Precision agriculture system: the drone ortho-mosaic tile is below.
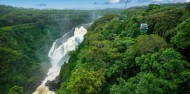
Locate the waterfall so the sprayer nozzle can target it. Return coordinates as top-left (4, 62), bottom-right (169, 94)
top-left (33, 26), bottom-right (87, 94)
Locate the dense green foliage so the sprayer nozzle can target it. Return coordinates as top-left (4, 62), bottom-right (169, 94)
top-left (171, 18), bottom-right (190, 49)
top-left (57, 3), bottom-right (190, 94)
top-left (0, 5), bottom-right (120, 94)
top-left (8, 86), bottom-right (23, 94)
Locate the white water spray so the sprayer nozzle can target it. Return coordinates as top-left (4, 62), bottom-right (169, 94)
top-left (33, 26), bottom-right (87, 94)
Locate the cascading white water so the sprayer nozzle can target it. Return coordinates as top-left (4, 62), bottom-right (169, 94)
top-left (33, 26), bottom-right (87, 94)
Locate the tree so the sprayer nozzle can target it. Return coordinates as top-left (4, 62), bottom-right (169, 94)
top-left (111, 73), bottom-right (176, 94)
top-left (135, 48), bottom-right (190, 93)
top-left (110, 78), bottom-right (129, 94)
top-left (126, 23), bottom-right (141, 38)
top-left (136, 34), bottom-right (167, 54)
top-left (8, 86), bottom-right (23, 94)
top-left (136, 48), bottom-right (188, 78)
top-left (146, 4), bottom-right (160, 12)
top-left (66, 67), bottom-right (105, 94)
top-left (171, 18), bottom-right (190, 49)
top-left (186, 2), bottom-right (190, 12)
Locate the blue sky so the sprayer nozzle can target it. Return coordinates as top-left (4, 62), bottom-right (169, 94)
top-left (0, 0), bottom-right (189, 9)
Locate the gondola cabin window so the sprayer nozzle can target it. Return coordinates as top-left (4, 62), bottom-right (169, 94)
top-left (140, 23), bottom-right (148, 33)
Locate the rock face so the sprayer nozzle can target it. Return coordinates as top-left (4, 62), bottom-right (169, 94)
top-left (32, 85), bottom-right (54, 94)
top-left (46, 76), bottom-right (61, 91)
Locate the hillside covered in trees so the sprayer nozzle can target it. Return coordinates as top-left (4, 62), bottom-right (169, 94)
top-left (57, 3), bottom-right (190, 94)
top-left (0, 6), bottom-right (91, 94)
top-left (0, 5), bottom-right (121, 94)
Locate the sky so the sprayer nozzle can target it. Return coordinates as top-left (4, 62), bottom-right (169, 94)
top-left (0, 0), bottom-right (189, 9)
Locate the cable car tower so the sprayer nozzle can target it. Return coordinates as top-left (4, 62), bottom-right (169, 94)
top-left (125, 0), bottom-right (129, 9)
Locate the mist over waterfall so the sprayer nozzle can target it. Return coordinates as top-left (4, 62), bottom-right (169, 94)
top-left (33, 26), bottom-right (87, 94)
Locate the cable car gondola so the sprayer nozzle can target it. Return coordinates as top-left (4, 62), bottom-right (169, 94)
top-left (140, 23), bottom-right (148, 33)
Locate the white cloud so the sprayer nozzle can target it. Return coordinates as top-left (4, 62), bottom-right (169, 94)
top-left (109, 0), bottom-right (121, 3)
top-left (109, 0), bottom-right (129, 4)
top-left (153, 0), bottom-right (163, 2)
